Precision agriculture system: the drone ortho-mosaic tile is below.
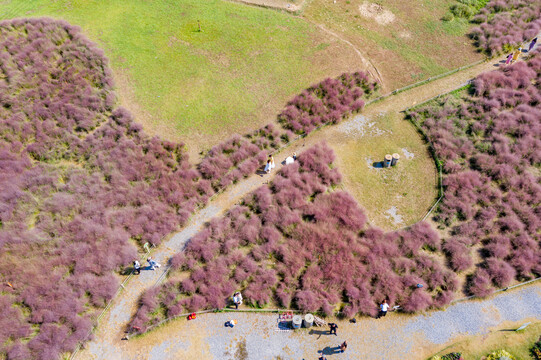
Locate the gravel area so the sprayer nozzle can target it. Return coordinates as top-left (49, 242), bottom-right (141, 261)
top-left (82, 283), bottom-right (541, 360)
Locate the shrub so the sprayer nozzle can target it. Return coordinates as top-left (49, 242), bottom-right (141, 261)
top-left (485, 349), bottom-right (516, 360)
top-left (278, 72), bottom-right (378, 135)
top-left (129, 142), bottom-right (454, 330)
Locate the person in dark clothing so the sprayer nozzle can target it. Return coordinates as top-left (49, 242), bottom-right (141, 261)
top-left (328, 322), bottom-right (338, 335)
top-left (529, 37), bottom-right (538, 52)
top-left (340, 340), bottom-right (348, 353)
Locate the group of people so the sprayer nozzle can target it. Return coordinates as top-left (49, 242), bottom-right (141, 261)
top-left (264, 152), bottom-right (297, 174)
top-left (132, 257), bottom-right (161, 274)
top-left (505, 37), bottom-right (538, 65)
top-left (318, 299), bottom-right (393, 358)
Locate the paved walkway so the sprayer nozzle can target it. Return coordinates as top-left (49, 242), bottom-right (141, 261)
top-left (82, 283), bottom-right (541, 359)
top-left (77, 49), bottom-right (536, 360)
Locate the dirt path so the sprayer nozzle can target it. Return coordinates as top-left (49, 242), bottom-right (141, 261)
top-left (310, 21), bottom-right (385, 86)
top-left (76, 52), bottom-right (522, 360)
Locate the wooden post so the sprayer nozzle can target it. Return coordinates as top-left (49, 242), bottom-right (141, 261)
top-left (384, 154), bottom-right (392, 168)
top-left (391, 153), bottom-right (400, 166)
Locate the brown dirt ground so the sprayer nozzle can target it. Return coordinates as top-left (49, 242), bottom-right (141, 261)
top-left (302, 0), bottom-right (484, 92)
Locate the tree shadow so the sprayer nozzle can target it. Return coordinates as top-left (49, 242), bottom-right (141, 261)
top-left (318, 346), bottom-right (342, 355)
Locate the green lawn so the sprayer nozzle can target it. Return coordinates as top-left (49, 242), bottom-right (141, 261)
top-left (427, 320), bottom-right (541, 360)
top-left (0, 0), bottom-right (360, 155)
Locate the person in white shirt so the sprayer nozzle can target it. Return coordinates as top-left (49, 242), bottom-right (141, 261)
top-left (232, 292), bottom-right (243, 309)
top-left (285, 156), bottom-right (294, 165)
top-left (133, 260), bottom-right (141, 275)
top-left (377, 299), bottom-right (390, 318)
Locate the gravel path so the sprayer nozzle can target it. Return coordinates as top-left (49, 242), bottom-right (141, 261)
top-left (81, 283), bottom-right (541, 359)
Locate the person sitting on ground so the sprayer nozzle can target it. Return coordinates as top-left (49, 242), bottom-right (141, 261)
top-left (340, 340), bottom-right (348, 353)
top-left (226, 319), bottom-right (238, 327)
top-left (232, 291), bottom-right (243, 309)
top-left (376, 299), bottom-right (390, 318)
top-left (285, 155), bottom-right (294, 165)
top-left (133, 260), bottom-right (141, 275)
top-left (147, 257), bottom-right (161, 270)
top-left (328, 322), bottom-right (338, 335)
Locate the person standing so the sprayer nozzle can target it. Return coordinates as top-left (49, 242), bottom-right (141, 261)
top-left (529, 37), bottom-right (538, 52)
top-left (328, 322), bottom-right (338, 335)
top-left (340, 340), bottom-right (348, 353)
top-left (505, 53), bottom-right (513, 65)
top-left (512, 48), bottom-right (522, 63)
top-left (377, 299), bottom-right (390, 318)
top-left (232, 292), bottom-right (243, 309)
top-left (270, 155), bottom-right (275, 170)
top-left (133, 260), bottom-right (141, 275)
top-left (264, 159), bottom-right (271, 174)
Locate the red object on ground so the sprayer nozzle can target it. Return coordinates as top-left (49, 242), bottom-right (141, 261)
top-left (187, 313), bottom-right (196, 320)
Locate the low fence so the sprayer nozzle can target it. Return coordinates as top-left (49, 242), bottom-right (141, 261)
top-left (451, 276), bottom-right (541, 304)
top-left (68, 241), bottom-right (160, 360)
top-left (135, 275), bottom-right (541, 336)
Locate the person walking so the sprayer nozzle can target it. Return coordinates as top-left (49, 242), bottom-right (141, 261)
top-left (377, 299), bottom-right (390, 319)
top-left (232, 292), bottom-right (243, 309)
top-left (264, 159), bottom-right (271, 174)
top-left (340, 340), bottom-right (348, 353)
top-left (512, 47), bottom-right (522, 63)
top-left (505, 53), bottom-right (513, 65)
top-left (147, 257), bottom-right (161, 270)
top-left (529, 37), bottom-right (537, 52)
top-left (269, 155), bottom-right (275, 170)
top-left (133, 260), bottom-right (141, 275)
top-left (328, 322), bottom-right (338, 335)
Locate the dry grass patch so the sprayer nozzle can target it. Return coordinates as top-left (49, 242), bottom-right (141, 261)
top-left (330, 111), bottom-right (437, 230)
top-left (302, 0), bottom-right (483, 91)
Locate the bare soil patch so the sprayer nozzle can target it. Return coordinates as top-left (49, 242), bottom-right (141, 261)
top-left (359, 1), bottom-right (396, 26)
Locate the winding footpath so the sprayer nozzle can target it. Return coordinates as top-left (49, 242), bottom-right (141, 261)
top-left (77, 52), bottom-right (538, 360)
